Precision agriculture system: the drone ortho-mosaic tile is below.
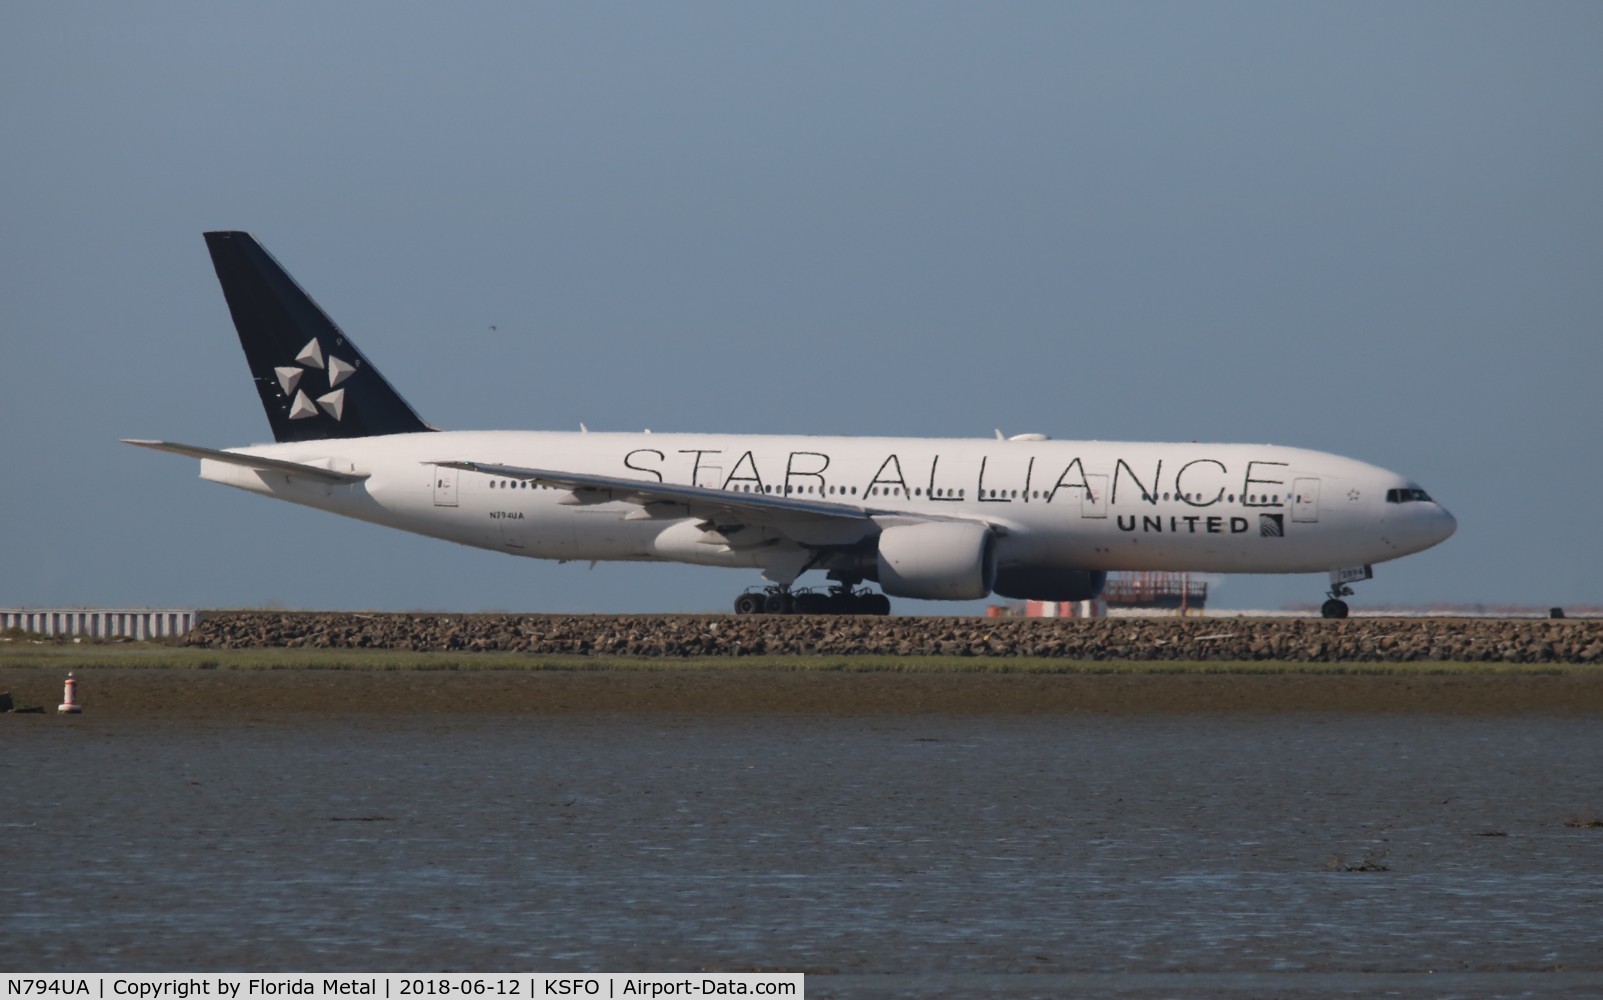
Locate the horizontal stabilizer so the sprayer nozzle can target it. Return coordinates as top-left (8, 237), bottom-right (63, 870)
top-left (122, 439), bottom-right (368, 483)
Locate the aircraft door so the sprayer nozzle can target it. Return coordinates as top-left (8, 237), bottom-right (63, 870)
top-left (432, 465), bottom-right (459, 507)
top-left (500, 519), bottom-right (524, 549)
top-left (1291, 477), bottom-right (1320, 522)
top-left (1081, 474), bottom-right (1108, 518)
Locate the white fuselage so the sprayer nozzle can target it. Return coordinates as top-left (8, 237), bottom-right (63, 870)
top-left (199, 430), bottom-right (1456, 578)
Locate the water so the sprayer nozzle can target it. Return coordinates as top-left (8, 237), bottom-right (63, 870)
top-left (4, 712), bottom-right (1601, 997)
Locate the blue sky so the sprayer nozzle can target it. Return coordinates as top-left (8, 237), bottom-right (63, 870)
top-left (3, 2), bottom-right (1599, 613)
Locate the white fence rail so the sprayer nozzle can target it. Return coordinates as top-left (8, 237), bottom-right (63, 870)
top-left (1, 608), bottom-right (198, 640)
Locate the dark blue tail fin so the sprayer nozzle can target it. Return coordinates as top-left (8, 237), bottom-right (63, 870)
top-left (205, 231), bottom-right (433, 442)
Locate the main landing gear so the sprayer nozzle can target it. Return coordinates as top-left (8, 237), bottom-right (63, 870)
top-left (733, 583), bottom-right (891, 616)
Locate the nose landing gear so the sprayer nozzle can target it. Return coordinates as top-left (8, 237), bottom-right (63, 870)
top-left (1321, 590), bottom-right (1351, 619)
top-left (1321, 565), bottom-right (1373, 619)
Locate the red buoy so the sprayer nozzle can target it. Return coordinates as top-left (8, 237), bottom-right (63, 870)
top-left (57, 672), bottom-right (81, 715)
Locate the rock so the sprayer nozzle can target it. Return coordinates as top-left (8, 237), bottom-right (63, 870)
top-left (179, 612), bottom-right (1603, 664)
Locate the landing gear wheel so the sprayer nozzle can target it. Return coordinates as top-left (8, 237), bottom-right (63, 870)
top-left (1321, 598), bottom-right (1349, 619)
top-left (739, 575), bottom-right (893, 615)
top-left (792, 591), bottom-right (828, 614)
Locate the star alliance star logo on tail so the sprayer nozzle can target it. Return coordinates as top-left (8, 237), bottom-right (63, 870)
top-left (274, 338), bottom-right (358, 421)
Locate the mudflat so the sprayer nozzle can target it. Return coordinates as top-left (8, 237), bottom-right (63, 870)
top-left (4, 661), bottom-right (1601, 717)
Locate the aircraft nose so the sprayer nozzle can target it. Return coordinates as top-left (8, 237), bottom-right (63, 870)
top-left (1433, 505), bottom-right (1458, 545)
top-left (1384, 496), bottom-right (1456, 555)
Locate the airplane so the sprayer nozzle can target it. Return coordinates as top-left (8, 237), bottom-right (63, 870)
top-left (127, 232), bottom-right (1457, 618)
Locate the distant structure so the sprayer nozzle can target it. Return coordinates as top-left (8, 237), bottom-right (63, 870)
top-left (1101, 572), bottom-right (1208, 614)
top-left (1, 608), bottom-right (198, 640)
top-left (988, 572), bottom-right (1209, 618)
top-left (988, 599), bottom-right (1105, 618)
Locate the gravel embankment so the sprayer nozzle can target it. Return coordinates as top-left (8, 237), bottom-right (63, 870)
top-left (185, 612), bottom-right (1603, 663)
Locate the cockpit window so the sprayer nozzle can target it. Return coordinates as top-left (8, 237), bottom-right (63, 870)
top-left (1386, 487), bottom-right (1433, 504)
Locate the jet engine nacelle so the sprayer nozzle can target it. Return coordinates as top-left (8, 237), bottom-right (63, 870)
top-left (991, 567), bottom-right (1108, 602)
top-left (875, 522), bottom-right (997, 601)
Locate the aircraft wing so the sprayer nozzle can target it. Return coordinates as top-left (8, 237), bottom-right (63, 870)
top-left (430, 459), bottom-right (994, 545)
top-left (123, 440), bottom-right (369, 484)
